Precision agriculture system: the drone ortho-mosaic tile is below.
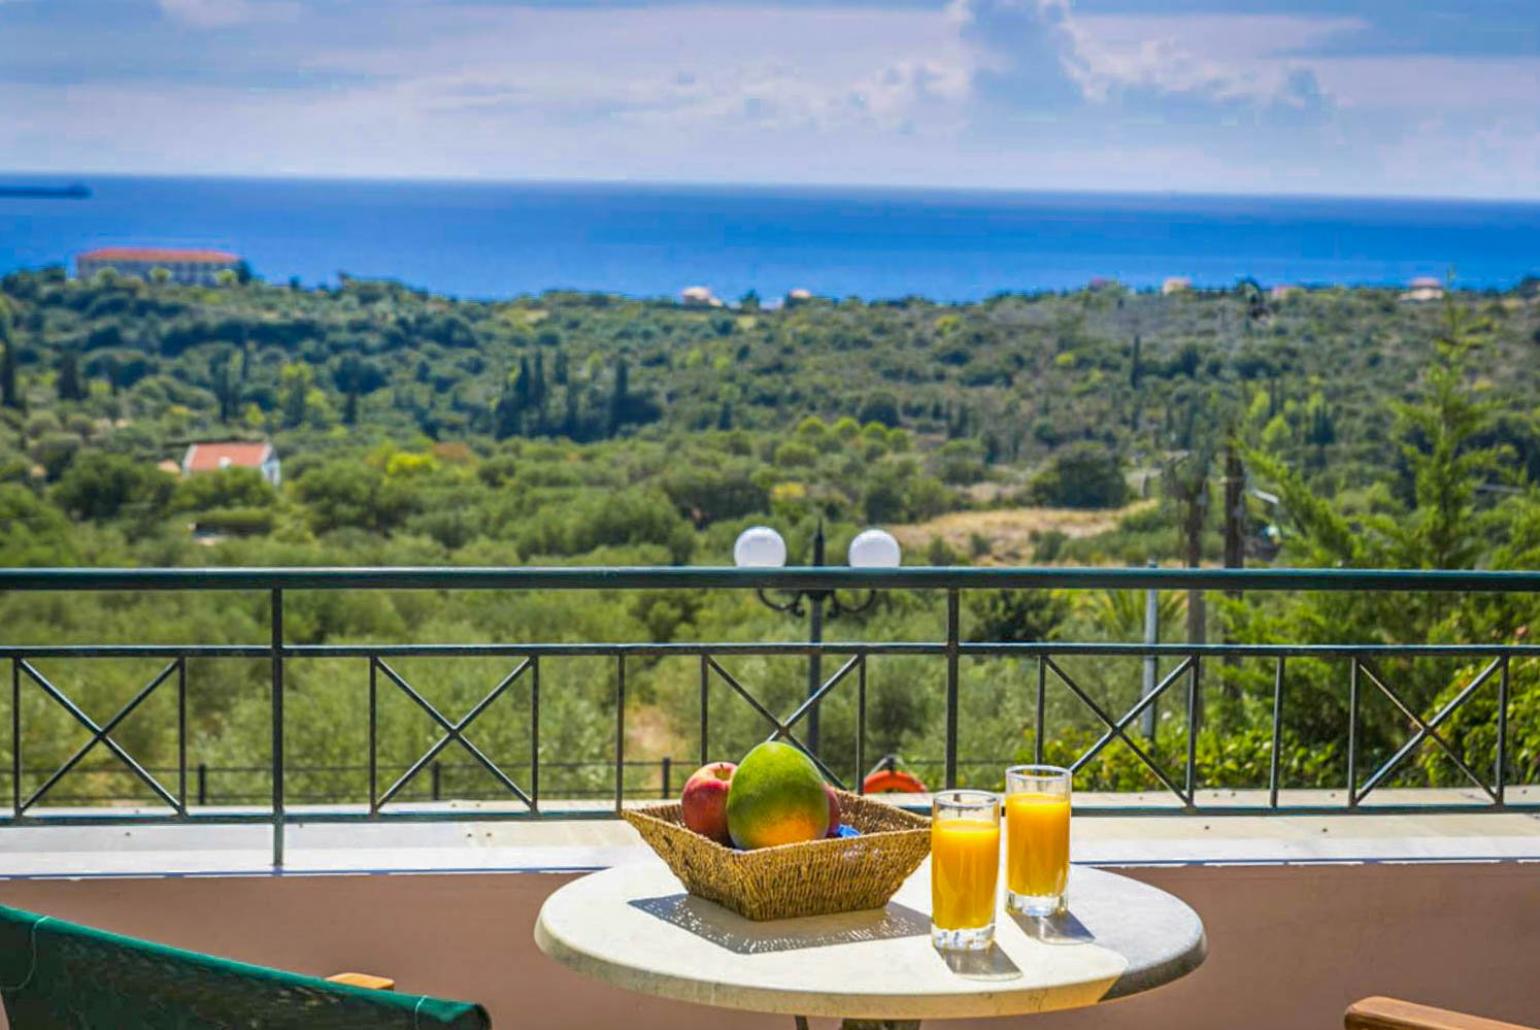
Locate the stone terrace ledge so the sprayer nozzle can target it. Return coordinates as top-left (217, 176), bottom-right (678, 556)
top-left (6, 787), bottom-right (1539, 878)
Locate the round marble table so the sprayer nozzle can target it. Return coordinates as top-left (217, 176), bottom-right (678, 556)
top-left (534, 860), bottom-right (1205, 1028)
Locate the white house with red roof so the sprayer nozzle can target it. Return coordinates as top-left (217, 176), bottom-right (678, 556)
top-left (77, 248), bottom-right (241, 286)
top-left (181, 441), bottom-right (280, 487)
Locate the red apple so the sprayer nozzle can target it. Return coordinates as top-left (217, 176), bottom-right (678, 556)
top-left (681, 761), bottom-right (736, 843)
top-left (824, 782), bottom-right (842, 837)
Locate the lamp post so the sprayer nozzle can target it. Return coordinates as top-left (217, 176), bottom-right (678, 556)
top-left (733, 521), bottom-right (901, 758)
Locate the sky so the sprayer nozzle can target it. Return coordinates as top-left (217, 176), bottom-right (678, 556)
top-left (1, 0), bottom-right (1537, 198)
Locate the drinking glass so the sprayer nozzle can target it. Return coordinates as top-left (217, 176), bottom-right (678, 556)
top-left (1005, 765), bottom-right (1071, 916)
top-left (930, 790), bottom-right (1001, 951)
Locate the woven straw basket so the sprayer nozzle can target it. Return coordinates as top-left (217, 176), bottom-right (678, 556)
top-left (622, 789), bottom-right (931, 921)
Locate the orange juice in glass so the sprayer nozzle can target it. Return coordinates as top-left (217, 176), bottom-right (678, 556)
top-left (1005, 765), bottom-right (1071, 916)
top-left (930, 790), bottom-right (1000, 951)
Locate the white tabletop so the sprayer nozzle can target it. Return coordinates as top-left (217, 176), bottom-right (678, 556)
top-left (534, 859), bottom-right (1205, 1022)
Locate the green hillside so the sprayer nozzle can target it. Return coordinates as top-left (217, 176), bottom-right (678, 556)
top-left (3, 267), bottom-right (1540, 803)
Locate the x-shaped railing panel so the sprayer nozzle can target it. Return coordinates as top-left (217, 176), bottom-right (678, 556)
top-left (17, 659), bottom-right (184, 815)
top-left (370, 657), bottom-right (534, 812)
top-left (1352, 657), bottom-right (1503, 805)
top-left (1042, 655), bottom-right (1194, 804)
top-left (703, 654), bottom-right (862, 789)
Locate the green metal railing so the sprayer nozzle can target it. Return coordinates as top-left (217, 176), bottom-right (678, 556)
top-left (3, 565), bottom-right (1538, 867)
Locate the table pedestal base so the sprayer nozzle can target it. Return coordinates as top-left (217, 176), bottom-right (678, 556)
top-left (794, 1018), bottom-right (921, 1029)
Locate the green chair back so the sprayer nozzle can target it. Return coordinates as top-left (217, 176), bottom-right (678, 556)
top-left (0, 903), bottom-right (490, 1029)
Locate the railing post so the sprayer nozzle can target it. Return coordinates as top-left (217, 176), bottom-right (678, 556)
top-left (368, 658), bottom-right (378, 814)
top-left (945, 588), bottom-right (960, 790)
top-left (1496, 656), bottom-right (1509, 806)
top-left (698, 655), bottom-right (709, 767)
top-left (271, 588), bottom-right (284, 868)
top-left (1269, 657), bottom-right (1285, 809)
top-left (661, 756), bottom-right (672, 799)
top-left (530, 655), bottom-right (540, 813)
top-left (856, 655), bottom-right (867, 796)
top-left (1184, 656), bottom-right (1201, 807)
top-left (1141, 558), bottom-right (1159, 737)
top-left (615, 656), bottom-right (626, 814)
top-left (431, 761), bottom-right (442, 802)
top-left (177, 657), bottom-right (187, 815)
top-left (12, 657), bottom-right (20, 818)
top-left (1034, 655), bottom-right (1046, 765)
top-left (807, 595), bottom-right (824, 759)
top-left (197, 763), bottom-right (208, 807)
top-left (1346, 659), bottom-right (1360, 808)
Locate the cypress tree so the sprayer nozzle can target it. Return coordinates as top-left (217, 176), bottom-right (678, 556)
top-left (494, 366), bottom-right (524, 441)
top-left (609, 358), bottom-right (629, 436)
top-left (57, 350), bottom-right (84, 402)
top-left (531, 352), bottom-right (548, 433)
top-left (212, 352), bottom-right (239, 422)
top-left (562, 385), bottom-right (579, 439)
top-left (0, 302), bottom-right (17, 409)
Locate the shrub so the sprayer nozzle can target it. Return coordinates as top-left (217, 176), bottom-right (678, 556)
top-left (193, 507), bottom-right (275, 536)
top-left (857, 391), bottom-right (901, 427)
top-left (52, 452), bottom-right (174, 521)
top-left (661, 462), bottom-right (768, 527)
top-left (172, 467), bottom-right (275, 512)
top-left (1029, 443), bottom-right (1129, 509)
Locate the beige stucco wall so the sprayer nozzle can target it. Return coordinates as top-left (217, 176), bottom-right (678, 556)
top-left (3, 862), bottom-right (1537, 1029)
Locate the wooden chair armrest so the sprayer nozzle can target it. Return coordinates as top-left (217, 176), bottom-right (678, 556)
top-left (326, 972), bottom-right (396, 992)
top-left (1347, 996), bottom-right (1537, 1030)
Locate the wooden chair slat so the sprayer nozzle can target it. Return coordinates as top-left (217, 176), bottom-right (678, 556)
top-left (1348, 996), bottom-right (1538, 1030)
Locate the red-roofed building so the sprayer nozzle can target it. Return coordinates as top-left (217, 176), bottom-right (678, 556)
top-left (181, 441), bottom-right (280, 487)
top-left (77, 248), bottom-right (242, 286)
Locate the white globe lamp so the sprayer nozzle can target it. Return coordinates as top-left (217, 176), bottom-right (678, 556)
top-left (848, 528), bottom-right (902, 569)
top-left (733, 525), bottom-right (788, 568)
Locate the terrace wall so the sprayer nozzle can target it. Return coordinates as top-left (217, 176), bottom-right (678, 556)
top-left (2, 860), bottom-right (1537, 1029)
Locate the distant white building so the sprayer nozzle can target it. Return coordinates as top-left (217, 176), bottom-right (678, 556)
top-left (1400, 276), bottom-right (1445, 303)
top-left (680, 285), bottom-right (723, 308)
top-left (78, 248), bottom-right (241, 286)
top-left (1162, 277), bottom-right (1192, 296)
top-left (181, 441), bottom-right (281, 487)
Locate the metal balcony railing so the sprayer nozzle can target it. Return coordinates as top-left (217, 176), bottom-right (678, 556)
top-left (3, 565), bottom-right (1539, 867)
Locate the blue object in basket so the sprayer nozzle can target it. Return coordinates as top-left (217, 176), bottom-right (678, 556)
top-left (835, 824), bottom-right (862, 838)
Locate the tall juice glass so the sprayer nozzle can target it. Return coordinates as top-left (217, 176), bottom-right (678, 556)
top-left (1005, 765), bottom-right (1071, 916)
top-left (930, 790), bottom-right (1001, 951)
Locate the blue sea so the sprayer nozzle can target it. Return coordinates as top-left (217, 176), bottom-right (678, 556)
top-left (2, 175), bottom-right (1538, 301)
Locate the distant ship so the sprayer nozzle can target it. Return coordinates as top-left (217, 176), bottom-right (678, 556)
top-left (0, 183), bottom-right (90, 199)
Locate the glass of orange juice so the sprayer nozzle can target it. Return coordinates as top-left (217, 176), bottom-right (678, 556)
top-left (930, 790), bottom-right (1001, 951)
top-left (1005, 765), bottom-right (1071, 917)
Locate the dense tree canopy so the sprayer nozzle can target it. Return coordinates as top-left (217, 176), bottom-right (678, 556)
top-left (2, 267), bottom-right (1539, 804)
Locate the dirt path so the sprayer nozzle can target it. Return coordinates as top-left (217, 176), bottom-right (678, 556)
top-left (892, 501), bottom-right (1153, 565)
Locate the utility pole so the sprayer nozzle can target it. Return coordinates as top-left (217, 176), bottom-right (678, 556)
top-left (806, 523), bottom-right (826, 758)
top-left (1182, 474), bottom-right (1208, 648)
top-left (1221, 442), bottom-right (1246, 692)
top-left (1222, 443), bottom-right (1246, 582)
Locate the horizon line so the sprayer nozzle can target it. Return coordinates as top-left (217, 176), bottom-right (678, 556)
top-left (4, 169), bottom-right (1540, 208)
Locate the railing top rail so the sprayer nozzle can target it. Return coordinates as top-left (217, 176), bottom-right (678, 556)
top-left (0, 565), bottom-right (1539, 593)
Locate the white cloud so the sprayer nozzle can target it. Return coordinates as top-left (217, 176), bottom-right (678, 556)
top-left (0, 0), bottom-right (1536, 198)
top-left (951, 0), bottom-right (1339, 117)
top-left (296, 4), bottom-right (971, 136)
top-left (157, 0), bottom-right (297, 28)
top-left (1309, 55), bottom-right (1540, 112)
